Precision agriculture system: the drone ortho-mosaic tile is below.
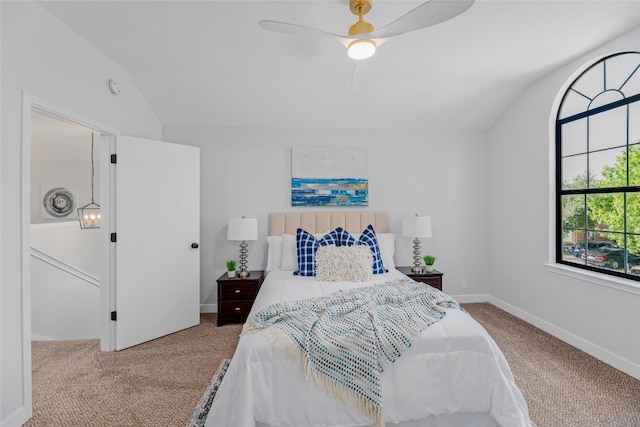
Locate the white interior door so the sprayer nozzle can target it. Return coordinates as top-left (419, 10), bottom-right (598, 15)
top-left (114, 135), bottom-right (200, 350)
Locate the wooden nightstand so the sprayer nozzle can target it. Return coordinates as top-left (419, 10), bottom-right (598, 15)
top-left (216, 270), bottom-right (264, 326)
top-left (397, 266), bottom-right (443, 291)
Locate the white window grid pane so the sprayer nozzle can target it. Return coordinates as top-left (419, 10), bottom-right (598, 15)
top-left (562, 119), bottom-right (587, 157)
top-left (588, 105), bottom-right (627, 152)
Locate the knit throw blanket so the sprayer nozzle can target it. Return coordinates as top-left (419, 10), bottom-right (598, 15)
top-left (242, 278), bottom-right (462, 427)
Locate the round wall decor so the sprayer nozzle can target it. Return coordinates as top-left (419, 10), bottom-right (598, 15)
top-left (42, 187), bottom-right (76, 218)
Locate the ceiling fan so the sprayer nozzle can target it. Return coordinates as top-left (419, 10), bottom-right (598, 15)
top-left (260, 0), bottom-right (475, 88)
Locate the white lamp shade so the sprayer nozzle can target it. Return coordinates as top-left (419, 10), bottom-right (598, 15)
top-left (402, 216), bottom-right (432, 238)
top-left (227, 217), bottom-right (258, 241)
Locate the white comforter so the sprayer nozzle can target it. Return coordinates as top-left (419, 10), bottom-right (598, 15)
top-left (206, 270), bottom-right (532, 427)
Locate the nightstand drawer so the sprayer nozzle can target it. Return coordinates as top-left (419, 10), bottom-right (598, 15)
top-left (219, 300), bottom-right (255, 317)
top-left (397, 267), bottom-right (443, 292)
top-left (413, 276), bottom-right (442, 291)
top-left (219, 283), bottom-right (258, 299)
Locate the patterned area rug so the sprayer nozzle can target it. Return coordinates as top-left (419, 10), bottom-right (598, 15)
top-left (186, 358), bottom-right (231, 427)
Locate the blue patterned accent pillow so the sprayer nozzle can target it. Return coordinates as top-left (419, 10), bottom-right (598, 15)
top-left (294, 228), bottom-right (342, 276)
top-left (357, 224), bottom-right (387, 274)
top-left (336, 227), bottom-right (356, 246)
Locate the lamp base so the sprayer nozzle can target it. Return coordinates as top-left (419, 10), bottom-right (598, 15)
top-left (412, 237), bottom-right (422, 273)
top-left (238, 240), bottom-right (249, 278)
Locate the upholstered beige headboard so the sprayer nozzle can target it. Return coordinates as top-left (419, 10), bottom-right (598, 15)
top-left (269, 212), bottom-right (389, 236)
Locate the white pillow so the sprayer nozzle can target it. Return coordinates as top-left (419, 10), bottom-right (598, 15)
top-left (376, 233), bottom-right (396, 270)
top-left (280, 234), bottom-right (298, 271)
top-left (315, 245), bottom-right (374, 283)
top-left (266, 236), bottom-right (283, 272)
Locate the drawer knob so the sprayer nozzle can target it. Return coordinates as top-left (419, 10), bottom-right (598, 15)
top-left (234, 290), bottom-right (241, 294)
top-left (234, 307), bottom-right (241, 311)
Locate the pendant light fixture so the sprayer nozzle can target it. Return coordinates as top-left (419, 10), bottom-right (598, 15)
top-left (77, 132), bottom-right (101, 229)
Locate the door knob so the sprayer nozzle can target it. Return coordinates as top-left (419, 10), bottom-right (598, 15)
top-left (191, 243), bottom-right (199, 249)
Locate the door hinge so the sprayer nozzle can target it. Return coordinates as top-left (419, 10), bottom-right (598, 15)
top-left (110, 233), bottom-right (117, 242)
top-left (110, 311), bottom-right (117, 321)
top-left (110, 154), bottom-right (117, 164)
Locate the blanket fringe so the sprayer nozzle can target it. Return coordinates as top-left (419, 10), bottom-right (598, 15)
top-left (301, 351), bottom-right (384, 427)
top-left (253, 324), bottom-right (386, 427)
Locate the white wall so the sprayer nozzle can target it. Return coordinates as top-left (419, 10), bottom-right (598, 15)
top-left (31, 254), bottom-right (100, 341)
top-left (31, 222), bottom-right (102, 277)
top-left (1, 2), bottom-right (162, 425)
top-left (162, 126), bottom-right (490, 310)
top-left (487, 27), bottom-right (640, 379)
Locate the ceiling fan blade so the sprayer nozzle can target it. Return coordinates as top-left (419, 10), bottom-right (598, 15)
top-left (352, 61), bottom-right (372, 90)
top-left (367, 0), bottom-right (474, 39)
top-left (260, 20), bottom-right (347, 41)
top-left (261, 20), bottom-right (390, 50)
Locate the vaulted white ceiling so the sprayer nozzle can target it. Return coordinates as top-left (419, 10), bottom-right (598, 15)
top-left (39, 0), bottom-right (640, 131)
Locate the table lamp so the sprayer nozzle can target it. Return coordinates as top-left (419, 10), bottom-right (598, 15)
top-left (402, 214), bottom-right (432, 273)
top-left (227, 216), bottom-right (258, 278)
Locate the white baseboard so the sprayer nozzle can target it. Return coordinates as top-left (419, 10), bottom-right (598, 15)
top-left (2, 406), bottom-right (28, 427)
top-left (490, 296), bottom-right (640, 380)
top-left (449, 293), bottom-right (490, 304)
top-left (31, 333), bottom-right (54, 341)
top-left (200, 303), bottom-right (218, 314)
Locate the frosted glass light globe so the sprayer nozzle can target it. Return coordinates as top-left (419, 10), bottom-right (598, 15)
top-left (347, 39), bottom-right (376, 60)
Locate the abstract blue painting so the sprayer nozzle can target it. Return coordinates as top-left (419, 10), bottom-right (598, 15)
top-left (291, 147), bottom-right (368, 206)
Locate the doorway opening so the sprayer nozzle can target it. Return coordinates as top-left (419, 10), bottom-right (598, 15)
top-left (30, 109), bottom-right (103, 341)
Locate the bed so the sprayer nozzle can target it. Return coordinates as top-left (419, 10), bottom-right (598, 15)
top-left (206, 212), bottom-right (532, 427)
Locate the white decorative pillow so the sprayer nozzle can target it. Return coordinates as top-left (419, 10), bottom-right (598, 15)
top-left (376, 233), bottom-right (396, 270)
top-left (280, 234), bottom-right (298, 271)
top-left (315, 245), bottom-right (374, 282)
top-left (266, 236), bottom-right (283, 272)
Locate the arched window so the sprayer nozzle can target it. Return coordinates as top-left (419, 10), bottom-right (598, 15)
top-left (556, 51), bottom-right (640, 280)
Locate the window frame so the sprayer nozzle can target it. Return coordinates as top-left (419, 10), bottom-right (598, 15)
top-left (555, 51), bottom-right (640, 282)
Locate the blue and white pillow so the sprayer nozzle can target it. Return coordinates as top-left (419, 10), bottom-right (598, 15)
top-left (337, 227), bottom-right (356, 247)
top-left (294, 228), bottom-right (342, 276)
top-left (357, 224), bottom-right (387, 274)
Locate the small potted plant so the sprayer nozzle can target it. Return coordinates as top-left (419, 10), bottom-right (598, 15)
top-left (226, 260), bottom-right (237, 278)
top-left (422, 255), bottom-right (436, 272)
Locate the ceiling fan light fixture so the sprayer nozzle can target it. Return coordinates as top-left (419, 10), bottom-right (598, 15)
top-left (347, 39), bottom-right (376, 60)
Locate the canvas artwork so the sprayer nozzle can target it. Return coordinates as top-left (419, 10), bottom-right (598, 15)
top-left (291, 147), bottom-right (368, 206)
top-left (40, 184), bottom-right (78, 220)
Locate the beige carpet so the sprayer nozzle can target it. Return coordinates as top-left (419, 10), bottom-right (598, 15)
top-left (26, 306), bottom-right (640, 427)
top-left (26, 314), bottom-right (242, 427)
top-left (464, 303), bottom-right (640, 427)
